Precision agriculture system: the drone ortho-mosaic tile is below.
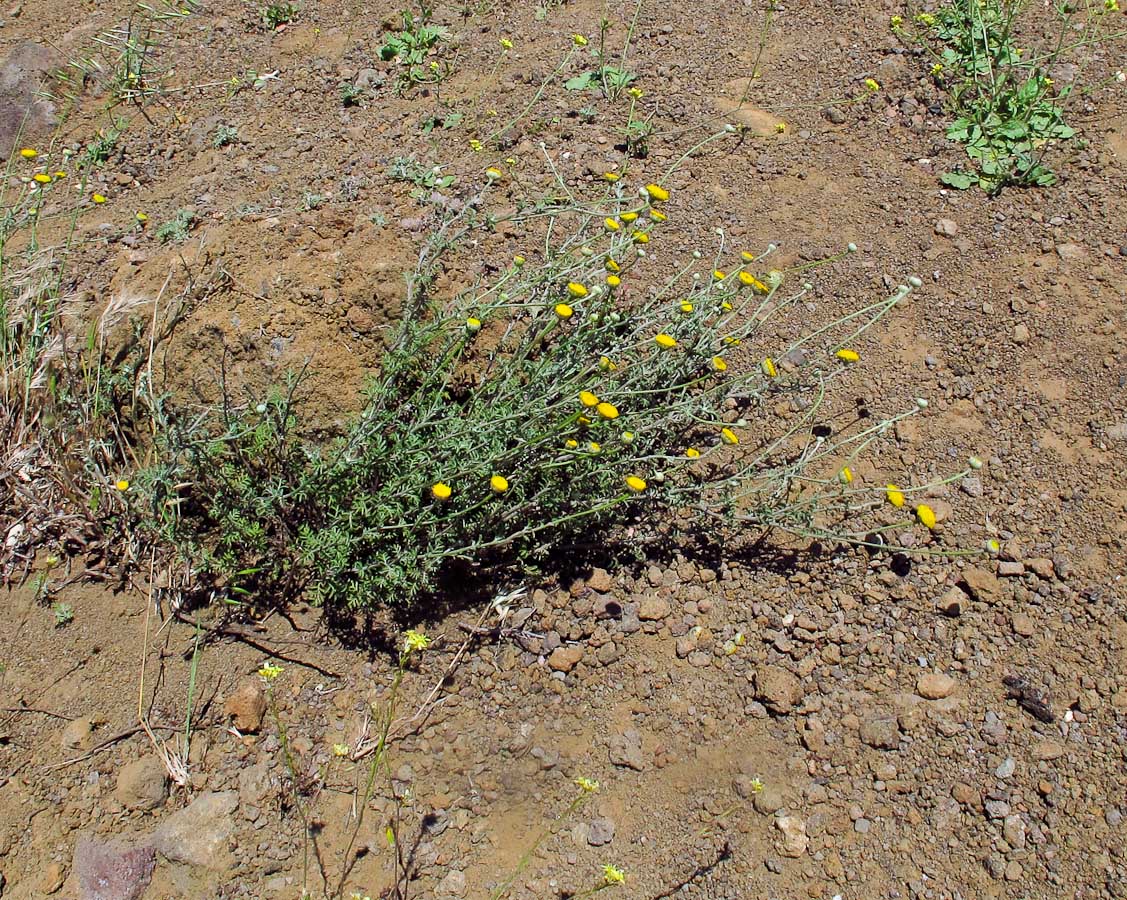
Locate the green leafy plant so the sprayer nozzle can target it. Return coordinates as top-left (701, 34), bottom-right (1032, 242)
top-left (379, 8), bottom-right (451, 92)
top-left (388, 156), bottom-right (456, 199)
top-left (895, 0), bottom-right (1121, 192)
top-left (53, 601), bottom-right (74, 627)
top-left (339, 82), bottom-right (362, 107)
top-left (262, 2), bottom-right (297, 30)
top-left (155, 207), bottom-right (195, 243)
top-left (212, 124), bottom-right (239, 147)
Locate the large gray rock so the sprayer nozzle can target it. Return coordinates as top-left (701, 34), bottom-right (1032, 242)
top-left (0, 43), bottom-right (63, 160)
top-left (153, 791), bottom-right (238, 870)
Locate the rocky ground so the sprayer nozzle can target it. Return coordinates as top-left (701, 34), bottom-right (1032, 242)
top-left (1, 0), bottom-right (1126, 898)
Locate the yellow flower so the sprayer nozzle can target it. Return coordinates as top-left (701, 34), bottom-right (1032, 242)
top-left (431, 482), bottom-right (452, 501)
top-left (606, 274), bottom-right (621, 287)
top-left (568, 282), bottom-right (589, 299)
top-left (650, 209), bottom-right (667, 222)
top-left (762, 357), bottom-right (777, 377)
top-left (573, 33), bottom-right (588, 46)
top-left (836, 348), bottom-right (860, 363)
top-left (604, 217), bottom-right (620, 231)
top-left (54, 171), bottom-right (67, 179)
top-left (332, 743), bottom-right (350, 757)
top-left (32, 173), bottom-right (52, 184)
top-left (404, 629), bottom-right (431, 652)
top-left (644, 183), bottom-right (669, 202)
top-left (490, 474), bottom-right (509, 494)
top-left (115, 479), bottom-right (130, 491)
top-left (740, 250), bottom-right (756, 262)
top-left (680, 301), bottom-right (693, 314)
top-left (625, 475), bottom-right (647, 493)
top-left (632, 231), bottom-right (649, 244)
top-left (720, 300), bottom-right (733, 311)
top-left (466, 317), bottom-right (482, 333)
top-left (739, 271), bottom-right (768, 293)
top-left (723, 336), bottom-right (741, 346)
top-left (258, 662), bottom-right (283, 680)
top-left (485, 167), bottom-right (503, 181)
top-left (721, 427), bottom-right (739, 445)
top-left (599, 356), bottom-right (616, 372)
top-left (603, 865), bottom-right (626, 885)
top-left (596, 401), bottom-right (619, 420)
top-left (620, 211), bottom-right (638, 223)
top-left (565, 439), bottom-right (579, 449)
top-left (469, 138), bottom-right (484, 151)
top-left (500, 37), bottom-right (514, 49)
top-left (627, 87), bottom-right (643, 99)
top-left (686, 447), bottom-right (701, 459)
top-left (603, 172), bottom-right (620, 182)
top-left (711, 356), bottom-right (727, 373)
top-left (931, 63), bottom-right (944, 76)
top-left (19, 148), bottom-right (38, 159)
top-left (92, 193), bottom-right (107, 204)
top-left (554, 303), bottom-right (574, 319)
top-left (865, 78), bottom-right (880, 92)
top-left (578, 415), bottom-right (592, 426)
top-left (713, 270), bottom-right (725, 281)
top-left (513, 255), bottom-right (526, 266)
top-left (588, 441), bottom-right (602, 454)
top-left (579, 390), bottom-right (600, 408)
top-left (654, 333), bottom-right (677, 349)
top-left (890, 14), bottom-right (903, 25)
top-left (916, 504), bottom-right (937, 530)
top-left (748, 776), bottom-right (764, 793)
top-left (575, 776), bottom-right (600, 792)
top-left (775, 122), bottom-right (786, 134)
top-left (838, 466), bottom-right (854, 485)
top-left (135, 212), bottom-right (148, 223)
top-left (605, 258), bottom-right (621, 273)
top-left (886, 484), bottom-right (905, 508)
top-left (621, 431), bottom-right (634, 444)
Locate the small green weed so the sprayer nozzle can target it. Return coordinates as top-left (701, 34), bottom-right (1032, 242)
top-left (212, 124), bottom-right (239, 147)
top-left (896, 0), bottom-right (1121, 192)
top-left (155, 208), bottom-right (195, 243)
top-left (339, 82), bottom-right (362, 107)
top-left (262, 2), bottom-right (297, 30)
top-left (53, 601), bottom-right (74, 627)
top-left (379, 7), bottom-right (451, 92)
top-left (388, 156), bottom-right (456, 199)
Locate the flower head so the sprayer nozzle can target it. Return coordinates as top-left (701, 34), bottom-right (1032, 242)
top-left (775, 122), bottom-right (786, 134)
top-left (916, 503), bottom-right (937, 530)
top-left (565, 439), bottom-right (579, 449)
top-left (500, 37), bottom-right (514, 49)
top-left (567, 281), bottom-right (589, 299)
top-left (575, 776), bottom-right (600, 793)
top-left (605, 258), bottom-right (621, 273)
top-left (554, 303), bottom-right (574, 319)
top-left (485, 167), bottom-right (503, 181)
top-left (579, 390), bottom-right (600, 408)
top-left (332, 743), bottom-right (350, 757)
top-left (603, 864), bottom-right (626, 885)
top-left (32, 173), bottom-right (52, 184)
top-left (588, 441), bottom-right (602, 455)
top-left (431, 482), bottom-right (452, 501)
top-left (599, 356), bottom-right (617, 372)
top-left (573, 33), bottom-right (588, 46)
top-left (886, 484), bottom-right (905, 508)
top-left (650, 209), bottom-right (667, 222)
top-left (644, 183), bottom-right (669, 202)
top-left (469, 138), bottom-right (484, 151)
top-left (739, 271), bottom-right (769, 293)
top-left (762, 357), bottom-right (778, 378)
top-left (19, 148), bottom-right (37, 159)
top-left (466, 317), bottom-right (482, 333)
top-left (680, 301), bottom-right (694, 314)
top-left (632, 230), bottom-right (649, 244)
top-left (720, 427), bottom-right (739, 445)
top-left (490, 474), bottom-right (509, 494)
top-left (604, 217), bottom-right (620, 231)
top-left (865, 78), bottom-right (881, 92)
top-left (92, 193), bottom-right (107, 204)
top-left (513, 255), bottom-right (526, 267)
top-left (625, 475), bottom-right (647, 493)
top-left (404, 629), bottom-right (431, 652)
top-left (606, 274), bottom-right (621, 287)
top-left (713, 270), bottom-right (725, 282)
top-left (258, 662), bottom-right (284, 681)
top-left (686, 447), bottom-right (701, 459)
top-left (654, 333), bottom-right (677, 349)
top-left (603, 172), bottom-right (620, 182)
top-left (711, 356), bottom-right (728, 373)
top-left (115, 479), bottom-right (130, 491)
top-left (838, 466), bottom-right (854, 485)
top-left (620, 211), bottom-right (638, 223)
top-left (836, 348), bottom-right (860, 363)
top-left (596, 401), bottom-right (619, 420)
top-left (621, 431), bottom-right (635, 444)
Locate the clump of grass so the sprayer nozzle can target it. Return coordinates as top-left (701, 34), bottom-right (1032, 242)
top-left (894, 0), bottom-right (1125, 192)
top-left (132, 134), bottom-right (976, 613)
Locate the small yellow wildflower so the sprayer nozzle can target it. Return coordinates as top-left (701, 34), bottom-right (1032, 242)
top-left (605, 258), bottom-right (621, 273)
top-left (603, 865), bottom-right (626, 885)
top-left (20, 148), bottom-right (38, 159)
top-left (890, 14), bottom-right (903, 26)
top-left (513, 255), bottom-right (526, 267)
top-left (720, 300), bottom-right (733, 311)
top-left (723, 336), bottom-right (741, 346)
top-left (431, 482), bottom-right (452, 501)
top-left (620, 211), bottom-right (639, 223)
top-left (579, 390), bottom-right (600, 408)
top-left (135, 212), bottom-right (148, 223)
top-left (466, 317), bottom-right (482, 333)
top-left (680, 301), bottom-right (694, 314)
top-left (555, 303), bottom-right (574, 319)
top-left (686, 447), bottom-right (701, 459)
top-left (485, 166), bottom-right (503, 181)
top-left (606, 274), bottom-right (621, 287)
top-left (721, 427), bottom-right (739, 445)
top-left (711, 356), bottom-right (728, 373)
top-left (469, 138), bottom-right (484, 152)
top-left (568, 282), bottom-right (589, 299)
top-left (596, 401), bottom-right (619, 420)
top-left (632, 231), bottom-right (650, 244)
top-left (92, 193), bottom-right (107, 204)
top-left (624, 475), bottom-right (647, 493)
top-left (32, 173), bottom-right (52, 184)
top-left (838, 466), bottom-right (854, 485)
top-left (599, 356), bottom-right (616, 372)
top-left (762, 357), bottom-right (778, 377)
top-left (775, 122), bottom-right (786, 134)
top-left (644, 183), bottom-right (669, 202)
top-left (985, 538), bottom-right (1001, 555)
top-left (836, 348), bottom-right (860, 363)
top-left (575, 776), bottom-right (600, 792)
top-left (865, 78), bottom-right (880, 92)
top-left (713, 270), bottom-right (725, 281)
top-left (627, 87), bottom-right (643, 99)
top-left (500, 37), bottom-right (514, 49)
top-left (404, 629), bottom-right (431, 652)
top-left (650, 209), bottom-right (667, 222)
top-left (604, 217), bottom-right (620, 231)
top-left (490, 474), bottom-right (509, 494)
top-left (573, 34), bottom-right (588, 46)
top-left (54, 171), bottom-right (67, 179)
top-left (916, 503), bottom-right (937, 530)
top-left (332, 743), bottom-right (350, 757)
top-left (578, 415), bottom-right (592, 426)
top-left (621, 431), bottom-right (635, 444)
top-left (115, 479), bottom-right (130, 491)
top-left (588, 442), bottom-right (602, 455)
top-left (258, 662), bottom-right (283, 680)
top-left (654, 333), bottom-right (677, 349)
top-left (931, 63), bottom-right (944, 76)
top-left (748, 776), bottom-right (765, 794)
top-left (739, 271), bottom-right (769, 292)
top-left (603, 172), bottom-right (620, 182)
top-left (566, 439), bottom-right (579, 449)
top-left (740, 250), bottom-right (756, 262)
top-left (886, 484), bottom-right (906, 508)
